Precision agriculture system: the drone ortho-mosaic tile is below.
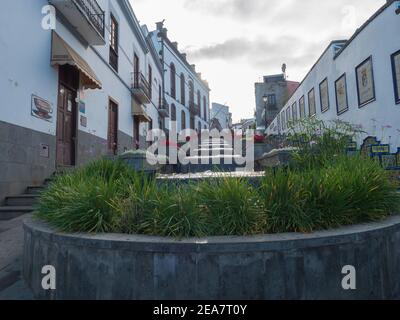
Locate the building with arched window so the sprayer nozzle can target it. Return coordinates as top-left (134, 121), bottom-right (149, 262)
top-left (150, 22), bottom-right (211, 135)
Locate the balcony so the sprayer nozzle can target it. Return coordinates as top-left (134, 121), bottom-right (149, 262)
top-left (131, 72), bottom-right (151, 104)
top-left (158, 99), bottom-right (170, 118)
top-left (50, 0), bottom-right (105, 45)
top-left (189, 100), bottom-right (200, 116)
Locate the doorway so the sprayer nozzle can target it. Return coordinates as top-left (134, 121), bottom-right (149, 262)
top-left (108, 99), bottom-right (119, 155)
top-left (56, 65), bottom-right (79, 167)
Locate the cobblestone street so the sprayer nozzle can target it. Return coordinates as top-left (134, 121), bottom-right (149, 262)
top-left (0, 215), bottom-right (33, 300)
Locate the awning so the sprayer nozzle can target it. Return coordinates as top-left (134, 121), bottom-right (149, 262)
top-left (51, 31), bottom-right (102, 90)
top-left (132, 99), bottom-right (151, 123)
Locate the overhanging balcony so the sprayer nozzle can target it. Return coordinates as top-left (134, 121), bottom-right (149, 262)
top-left (50, 0), bottom-right (105, 45)
top-left (189, 100), bottom-right (200, 116)
top-left (132, 72), bottom-right (151, 104)
top-left (158, 99), bottom-right (170, 118)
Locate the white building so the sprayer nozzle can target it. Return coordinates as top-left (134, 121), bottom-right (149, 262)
top-left (232, 118), bottom-right (256, 132)
top-left (0, 0), bottom-right (163, 202)
top-left (211, 103), bottom-right (232, 130)
top-left (266, 0), bottom-right (400, 152)
top-left (149, 22), bottom-right (211, 134)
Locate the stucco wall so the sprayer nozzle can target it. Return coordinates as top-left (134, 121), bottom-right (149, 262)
top-left (150, 32), bottom-right (210, 131)
top-left (23, 215), bottom-right (400, 300)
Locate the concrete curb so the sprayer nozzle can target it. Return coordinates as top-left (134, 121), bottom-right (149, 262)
top-left (23, 215), bottom-right (400, 300)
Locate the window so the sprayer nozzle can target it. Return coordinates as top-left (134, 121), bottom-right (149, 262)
top-left (180, 73), bottom-right (186, 105)
top-left (308, 88), bottom-right (317, 116)
top-left (181, 110), bottom-right (186, 130)
top-left (391, 50), bottom-right (400, 104)
top-left (189, 80), bottom-right (194, 104)
top-left (148, 65), bottom-right (152, 99)
top-left (292, 102), bottom-right (298, 121)
top-left (299, 96), bottom-right (305, 119)
top-left (109, 14), bottom-right (119, 72)
top-left (281, 112), bottom-right (286, 131)
top-left (158, 85), bottom-right (162, 108)
top-left (133, 54), bottom-right (139, 87)
top-left (319, 79), bottom-right (329, 113)
top-left (197, 90), bottom-right (201, 115)
top-left (335, 73), bottom-right (349, 115)
top-left (268, 94), bottom-right (277, 108)
top-left (148, 119), bottom-right (153, 146)
top-left (171, 104), bottom-right (177, 121)
top-left (203, 96), bottom-right (207, 121)
top-left (170, 63), bottom-right (176, 99)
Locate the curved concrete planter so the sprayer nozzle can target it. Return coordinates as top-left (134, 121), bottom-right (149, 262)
top-left (23, 216), bottom-right (400, 300)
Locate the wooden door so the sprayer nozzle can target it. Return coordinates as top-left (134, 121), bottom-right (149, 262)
top-left (56, 84), bottom-right (77, 166)
top-left (108, 100), bottom-right (118, 155)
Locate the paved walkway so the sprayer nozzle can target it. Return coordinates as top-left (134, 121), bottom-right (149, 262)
top-left (0, 214), bottom-right (33, 300)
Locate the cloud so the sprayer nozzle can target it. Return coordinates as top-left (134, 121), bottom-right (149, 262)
top-left (183, 0), bottom-right (294, 20)
top-left (186, 36), bottom-right (323, 71)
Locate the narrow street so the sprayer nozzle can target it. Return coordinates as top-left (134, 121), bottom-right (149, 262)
top-left (0, 215), bottom-right (33, 300)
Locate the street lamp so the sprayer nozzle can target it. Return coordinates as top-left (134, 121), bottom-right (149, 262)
top-left (262, 94), bottom-right (268, 129)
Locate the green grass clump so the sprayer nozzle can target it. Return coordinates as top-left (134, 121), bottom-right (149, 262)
top-left (35, 159), bottom-right (137, 233)
top-left (196, 177), bottom-right (265, 236)
top-left (35, 156), bottom-right (400, 238)
top-left (261, 156), bottom-right (400, 233)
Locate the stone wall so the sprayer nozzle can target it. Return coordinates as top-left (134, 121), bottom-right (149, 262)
top-left (23, 215), bottom-right (400, 300)
top-left (76, 130), bottom-right (108, 167)
top-left (118, 130), bottom-right (134, 154)
top-left (0, 121), bottom-right (56, 204)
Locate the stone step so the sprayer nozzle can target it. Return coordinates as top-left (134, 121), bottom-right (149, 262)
top-left (0, 206), bottom-right (34, 221)
top-left (26, 186), bottom-right (45, 195)
top-left (5, 195), bottom-right (39, 207)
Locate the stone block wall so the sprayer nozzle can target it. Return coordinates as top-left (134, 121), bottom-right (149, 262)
top-left (0, 121), bottom-right (56, 204)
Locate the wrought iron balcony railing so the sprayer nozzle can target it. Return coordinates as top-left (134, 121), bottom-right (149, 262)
top-left (132, 72), bottom-right (151, 104)
top-left (158, 99), bottom-right (170, 118)
top-left (74, 0), bottom-right (105, 38)
top-left (50, 0), bottom-right (105, 44)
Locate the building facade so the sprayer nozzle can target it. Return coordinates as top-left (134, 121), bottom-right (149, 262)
top-left (149, 23), bottom-right (211, 134)
top-left (255, 74), bottom-right (299, 129)
top-left (266, 1), bottom-right (400, 153)
top-left (211, 103), bottom-right (232, 130)
top-left (0, 0), bottom-right (164, 202)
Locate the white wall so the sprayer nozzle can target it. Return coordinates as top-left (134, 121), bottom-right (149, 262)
top-left (0, 0), bottom-right (58, 136)
top-left (267, 1), bottom-right (400, 151)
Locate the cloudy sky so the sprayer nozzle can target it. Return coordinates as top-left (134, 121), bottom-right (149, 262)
top-left (131, 0), bottom-right (386, 122)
